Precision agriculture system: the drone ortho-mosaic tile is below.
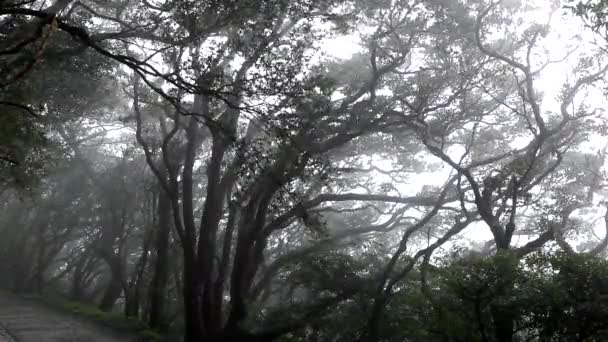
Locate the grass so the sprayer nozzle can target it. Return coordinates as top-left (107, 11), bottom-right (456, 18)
top-left (56, 301), bottom-right (170, 341)
top-left (61, 301), bottom-right (148, 331)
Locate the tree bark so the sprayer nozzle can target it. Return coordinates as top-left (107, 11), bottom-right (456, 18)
top-left (99, 259), bottom-right (124, 312)
top-left (366, 295), bottom-right (388, 342)
top-left (70, 251), bottom-right (96, 301)
top-left (33, 223), bottom-right (46, 293)
top-left (149, 184), bottom-right (171, 330)
top-left (124, 287), bottom-right (141, 317)
top-left (125, 217), bottom-right (153, 318)
top-left (183, 252), bottom-right (204, 342)
top-left (491, 300), bottom-right (515, 342)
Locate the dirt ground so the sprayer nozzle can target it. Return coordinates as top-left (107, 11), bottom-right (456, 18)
top-left (0, 294), bottom-right (141, 342)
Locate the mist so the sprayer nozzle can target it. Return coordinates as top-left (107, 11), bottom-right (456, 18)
top-left (2, 0), bottom-right (608, 341)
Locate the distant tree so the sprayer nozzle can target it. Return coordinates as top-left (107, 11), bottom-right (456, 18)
top-left (2, 1), bottom-right (608, 342)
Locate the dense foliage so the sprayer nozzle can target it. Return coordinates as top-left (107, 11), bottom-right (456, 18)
top-left (2, 0), bottom-right (608, 341)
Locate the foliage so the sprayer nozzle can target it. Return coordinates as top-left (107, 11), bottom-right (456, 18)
top-left (2, 0), bottom-right (608, 342)
top-left (415, 251), bottom-right (608, 341)
top-left (0, 100), bottom-right (48, 188)
top-left (567, 0), bottom-right (608, 33)
top-left (291, 251), bottom-right (608, 341)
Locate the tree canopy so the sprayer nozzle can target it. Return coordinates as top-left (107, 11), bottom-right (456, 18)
top-left (2, 0), bottom-right (608, 341)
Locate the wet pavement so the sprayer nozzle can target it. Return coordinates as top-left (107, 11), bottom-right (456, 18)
top-left (0, 323), bottom-right (15, 342)
top-left (0, 294), bottom-right (139, 342)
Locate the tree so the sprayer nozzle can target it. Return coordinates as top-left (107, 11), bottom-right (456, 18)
top-left (2, 1), bottom-right (608, 342)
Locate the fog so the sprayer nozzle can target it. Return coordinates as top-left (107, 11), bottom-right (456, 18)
top-left (2, 0), bottom-right (608, 341)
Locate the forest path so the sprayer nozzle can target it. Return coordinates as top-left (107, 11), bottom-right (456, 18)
top-left (0, 293), bottom-right (140, 342)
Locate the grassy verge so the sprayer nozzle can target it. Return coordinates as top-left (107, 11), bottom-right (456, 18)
top-left (58, 301), bottom-right (164, 341)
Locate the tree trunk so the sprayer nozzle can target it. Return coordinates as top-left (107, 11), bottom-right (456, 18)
top-left (491, 247), bottom-right (515, 342)
top-left (70, 253), bottom-right (89, 301)
top-left (149, 186), bottom-right (171, 330)
top-left (124, 287), bottom-right (140, 317)
top-left (99, 274), bottom-right (123, 311)
top-left (183, 251), bottom-right (204, 342)
top-left (491, 305), bottom-right (515, 342)
top-left (70, 273), bottom-right (86, 301)
top-left (366, 295), bottom-right (387, 342)
top-left (125, 220), bottom-right (153, 318)
top-left (33, 224), bottom-right (46, 293)
top-left (99, 260), bottom-right (124, 312)
top-left (11, 233), bottom-right (31, 292)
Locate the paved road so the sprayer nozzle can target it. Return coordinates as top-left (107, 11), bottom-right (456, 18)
top-left (0, 294), bottom-right (140, 342)
top-left (0, 323), bottom-right (15, 342)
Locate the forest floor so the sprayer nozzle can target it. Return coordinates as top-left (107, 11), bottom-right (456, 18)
top-left (0, 293), bottom-right (142, 342)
